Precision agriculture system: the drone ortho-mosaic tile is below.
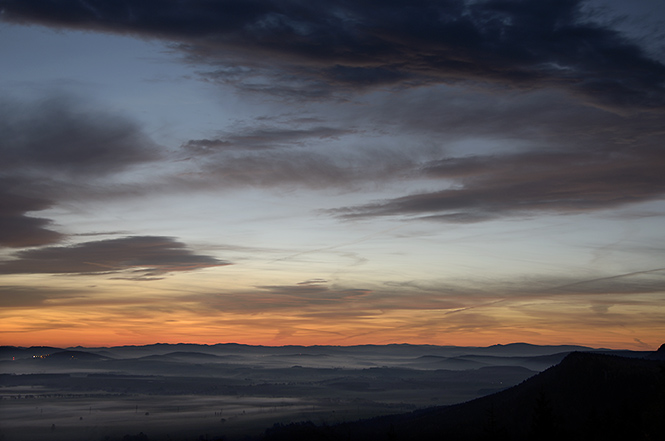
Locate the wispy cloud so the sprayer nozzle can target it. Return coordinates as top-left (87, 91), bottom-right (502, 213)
top-left (3, 3), bottom-right (664, 222)
top-left (183, 125), bottom-right (353, 153)
top-left (333, 142), bottom-right (665, 221)
top-left (0, 95), bottom-right (162, 248)
top-left (326, 88), bottom-right (665, 222)
top-left (0, 95), bottom-right (159, 176)
top-left (0, 180), bottom-right (64, 248)
top-left (0, 286), bottom-right (82, 307)
top-left (1, 0), bottom-right (663, 348)
top-left (0, 236), bottom-right (229, 278)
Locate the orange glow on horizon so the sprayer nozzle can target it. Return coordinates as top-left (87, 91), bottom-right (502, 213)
top-left (2, 276), bottom-right (662, 352)
top-left (3, 310), bottom-right (661, 351)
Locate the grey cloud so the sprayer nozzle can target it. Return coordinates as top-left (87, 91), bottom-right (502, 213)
top-left (312, 86), bottom-right (664, 222)
top-left (183, 125), bottom-right (352, 153)
top-left (256, 283), bottom-right (372, 300)
top-left (174, 84), bottom-right (664, 215)
top-left (154, 267), bottom-right (664, 320)
top-left (0, 179), bottom-right (64, 248)
top-left (538, 268), bottom-right (665, 295)
top-left (176, 116), bottom-right (397, 190)
top-left (0, 95), bottom-right (159, 176)
top-left (184, 145), bottom-right (415, 190)
top-left (3, 0), bottom-right (665, 108)
top-left (0, 285), bottom-right (88, 307)
top-left (430, 269), bottom-right (665, 298)
top-left (3, 2), bottom-right (664, 228)
top-left (0, 286), bottom-right (49, 307)
top-left (0, 236), bottom-right (230, 277)
top-left (180, 281), bottom-right (374, 314)
top-left (74, 231), bottom-right (133, 237)
top-left (0, 213), bottom-right (63, 248)
top-left (0, 95), bottom-right (162, 248)
top-left (334, 134), bottom-right (665, 220)
top-left (298, 278), bottom-right (328, 285)
top-left (256, 284), bottom-right (331, 296)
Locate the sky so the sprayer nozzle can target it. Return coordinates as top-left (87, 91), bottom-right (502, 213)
top-left (1, 0), bottom-right (664, 350)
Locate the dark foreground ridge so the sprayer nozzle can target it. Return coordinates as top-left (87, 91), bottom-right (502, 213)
top-left (261, 351), bottom-right (665, 441)
top-left (1, 343), bottom-right (663, 441)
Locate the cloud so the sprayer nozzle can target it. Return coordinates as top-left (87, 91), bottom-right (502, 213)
top-left (179, 141), bottom-right (415, 190)
top-left (3, 1), bottom-right (663, 223)
top-left (0, 285), bottom-right (101, 308)
top-left (167, 83), bottom-right (663, 220)
top-left (0, 179), bottom-right (64, 248)
top-left (535, 268), bottom-right (665, 295)
top-left (175, 115), bottom-right (414, 190)
top-left (0, 286), bottom-right (53, 307)
top-left (0, 236), bottom-right (230, 277)
top-left (178, 280), bottom-right (375, 314)
top-left (332, 126), bottom-right (665, 220)
top-left (0, 95), bottom-right (159, 177)
top-left (256, 282), bottom-right (371, 300)
top-left (183, 125), bottom-right (353, 153)
top-left (2, 0), bottom-right (664, 108)
top-left (167, 266), bottom-right (665, 334)
top-left (2, 2), bottom-right (664, 231)
top-left (0, 94), bottom-right (162, 248)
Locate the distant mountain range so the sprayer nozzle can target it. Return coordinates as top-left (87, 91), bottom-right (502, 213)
top-left (1, 342), bottom-right (657, 379)
top-left (1, 343), bottom-right (663, 441)
top-left (0, 341), bottom-right (651, 361)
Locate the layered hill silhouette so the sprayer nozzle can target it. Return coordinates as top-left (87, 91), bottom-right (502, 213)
top-left (262, 350), bottom-right (665, 441)
top-left (2, 343), bottom-right (662, 441)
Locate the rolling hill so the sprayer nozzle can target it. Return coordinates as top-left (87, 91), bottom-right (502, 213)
top-left (262, 350), bottom-right (665, 441)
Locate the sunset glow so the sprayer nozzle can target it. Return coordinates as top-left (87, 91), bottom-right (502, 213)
top-left (1, 0), bottom-right (664, 350)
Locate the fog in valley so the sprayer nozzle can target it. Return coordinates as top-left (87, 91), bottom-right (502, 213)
top-left (0, 343), bottom-right (646, 441)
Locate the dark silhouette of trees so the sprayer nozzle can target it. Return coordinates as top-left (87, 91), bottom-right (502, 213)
top-left (482, 402), bottom-right (509, 441)
top-left (529, 389), bottom-right (558, 441)
top-left (122, 432), bottom-right (149, 441)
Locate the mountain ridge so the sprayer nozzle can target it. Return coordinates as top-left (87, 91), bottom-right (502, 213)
top-left (262, 351), bottom-right (665, 441)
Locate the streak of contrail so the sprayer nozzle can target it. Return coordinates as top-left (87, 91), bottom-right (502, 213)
top-left (269, 225), bottom-right (405, 263)
top-left (546, 267), bottom-right (665, 292)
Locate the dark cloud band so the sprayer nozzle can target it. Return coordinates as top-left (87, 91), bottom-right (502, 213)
top-left (0, 180), bottom-right (64, 248)
top-left (0, 236), bottom-right (229, 277)
top-left (333, 144), bottom-right (665, 220)
top-left (0, 95), bottom-right (161, 248)
top-left (2, 0), bottom-right (665, 108)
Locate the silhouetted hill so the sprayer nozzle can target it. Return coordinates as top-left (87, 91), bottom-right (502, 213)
top-left (481, 342), bottom-right (597, 356)
top-left (262, 352), bottom-right (665, 441)
top-left (86, 342), bottom-right (605, 360)
top-left (44, 350), bottom-right (110, 361)
top-left (0, 346), bottom-right (62, 360)
top-left (647, 343), bottom-right (665, 360)
top-left (137, 351), bottom-right (222, 361)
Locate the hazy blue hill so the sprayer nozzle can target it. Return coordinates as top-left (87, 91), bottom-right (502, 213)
top-left (262, 351), bottom-right (665, 441)
top-left (480, 342), bottom-right (598, 356)
top-left (3, 343), bottom-right (660, 441)
top-left (456, 352), bottom-right (575, 371)
top-left (81, 349), bottom-right (117, 358)
top-left (45, 350), bottom-right (109, 361)
top-left (71, 343), bottom-right (617, 362)
top-left (138, 351), bottom-right (223, 360)
top-left (597, 349), bottom-right (656, 359)
top-left (0, 346), bottom-right (63, 360)
top-left (2, 343), bottom-right (648, 377)
top-left (409, 356), bottom-right (489, 370)
top-left (268, 353), bottom-right (331, 358)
